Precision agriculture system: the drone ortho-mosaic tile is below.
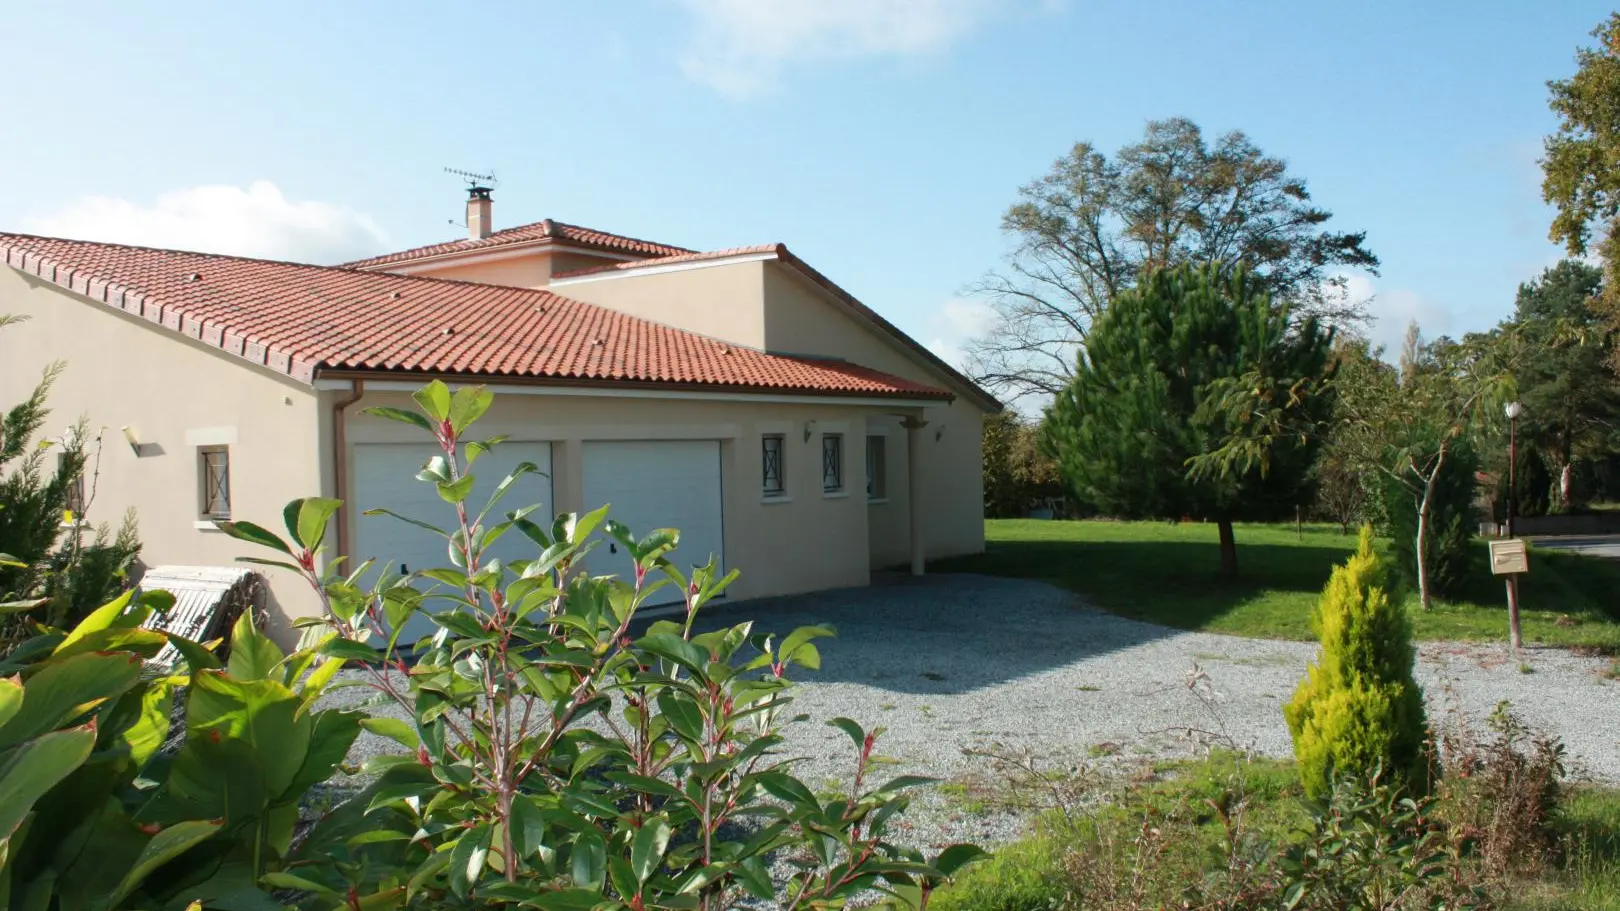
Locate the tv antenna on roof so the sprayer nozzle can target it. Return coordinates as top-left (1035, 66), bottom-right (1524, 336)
top-left (444, 167), bottom-right (498, 190)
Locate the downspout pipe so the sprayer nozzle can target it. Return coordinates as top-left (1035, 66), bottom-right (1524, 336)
top-left (330, 378), bottom-right (365, 560)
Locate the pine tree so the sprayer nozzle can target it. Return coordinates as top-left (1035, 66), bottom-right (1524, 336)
top-left (1040, 263), bottom-right (1335, 574)
top-left (1285, 526), bottom-right (1429, 798)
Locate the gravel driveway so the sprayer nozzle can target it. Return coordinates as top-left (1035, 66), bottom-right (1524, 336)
top-left (326, 574), bottom-right (1620, 851)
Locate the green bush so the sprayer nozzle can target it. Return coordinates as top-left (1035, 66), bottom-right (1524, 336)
top-left (1382, 438), bottom-right (1480, 601)
top-left (0, 589), bottom-right (359, 910)
top-left (222, 381), bottom-right (980, 910)
top-left (1285, 526), bottom-right (1429, 800)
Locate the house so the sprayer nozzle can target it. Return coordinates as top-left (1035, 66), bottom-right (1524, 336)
top-left (0, 188), bottom-right (999, 641)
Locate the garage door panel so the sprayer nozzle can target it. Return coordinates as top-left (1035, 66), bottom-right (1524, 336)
top-left (582, 441), bottom-right (723, 603)
top-left (352, 441), bottom-right (552, 640)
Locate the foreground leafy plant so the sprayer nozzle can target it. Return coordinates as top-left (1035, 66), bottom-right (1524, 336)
top-left (226, 380), bottom-right (982, 909)
top-left (0, 589), bottom-right (359, 910)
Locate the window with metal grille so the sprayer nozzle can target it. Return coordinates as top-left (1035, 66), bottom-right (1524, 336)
top-left (822, 434), bottom-right (843, 493)
top-left (199, 446), bottom-right (231, 519)
top-left (866, 436), bottom-right (886, 500)
top-left (762, 434), bottom-right (786, 496)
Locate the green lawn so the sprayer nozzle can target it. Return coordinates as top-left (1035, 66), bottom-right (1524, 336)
top-left (932, 519), bottom-right (1620, 650)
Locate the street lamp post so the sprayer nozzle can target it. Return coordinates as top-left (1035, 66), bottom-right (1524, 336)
top-left (1503, 401), bottom-right (1527, 652)
top-left (1505, 401), bottom-right (1525, 538)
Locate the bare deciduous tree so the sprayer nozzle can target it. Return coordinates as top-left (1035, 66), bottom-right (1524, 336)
top-left (968, 118), bottom-right (1379, 403)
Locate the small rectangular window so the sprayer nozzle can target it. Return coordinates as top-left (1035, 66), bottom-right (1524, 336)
top-left (866, 436), bottom-right (886, 500)
top-left (199, 446), bottom-right (231, 519)
top-left (762, 434), bottom-right (786, 497)
top-left (822, 433), bottom-right (844, 493)
top-left (57, 452), bottom-right (85, 521)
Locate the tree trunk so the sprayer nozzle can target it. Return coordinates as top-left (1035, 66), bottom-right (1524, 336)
top-left (1415, 448), bottom-right (1446, 612)
top-left (1217, 518), bottom-right (1238, 577)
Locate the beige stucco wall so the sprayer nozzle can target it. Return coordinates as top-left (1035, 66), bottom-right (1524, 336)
top-left (759, 266), bottom-right (987, 564)
top-left (394, 254), bottom-right (553, 288)
top-left (0, 267), bottom-right (326, 641)
top-left (340, 388), bottom-right (888, 601)
top-left (380, 249), bottom-right (634, 290)
top-left (529, 259), bottom-right (989, 567)
top-left (550, 261), bottom-right (769, 345)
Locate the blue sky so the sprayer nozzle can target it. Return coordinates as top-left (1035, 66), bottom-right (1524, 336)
top-left (0, 0), bottom-right (1603, 366)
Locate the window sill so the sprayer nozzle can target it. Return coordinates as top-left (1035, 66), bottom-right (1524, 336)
top-left (761, 495), bottom-right (793, 505)
top-left (867, 497), bottom-right (890, 505)
top-left (823, 490), bottom-right (850, 500)
top-left (194, 520), bottom-right (227, 531)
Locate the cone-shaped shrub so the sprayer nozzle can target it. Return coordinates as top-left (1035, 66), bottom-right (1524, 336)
top-left (1285, 526), bottom-right (1429, 798)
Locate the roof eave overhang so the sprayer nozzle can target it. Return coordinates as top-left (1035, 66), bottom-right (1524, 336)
top-left (312, 367), bottom-right (953, 409)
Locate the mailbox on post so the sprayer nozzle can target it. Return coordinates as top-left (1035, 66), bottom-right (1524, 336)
top-left (1487, 538), bottom-right (1529, 651)
top-left (1489, 539), bottom-right (1529, 576)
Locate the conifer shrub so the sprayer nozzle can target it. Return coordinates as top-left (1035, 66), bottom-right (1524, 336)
top-left (1285, 526), bottom-right (1429, 799)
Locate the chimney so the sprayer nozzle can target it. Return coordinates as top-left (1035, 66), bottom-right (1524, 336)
top-left (466, 186), bottom-right (493, 240)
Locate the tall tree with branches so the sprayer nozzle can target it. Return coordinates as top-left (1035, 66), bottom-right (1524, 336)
top-left (969, 117), bottom-right (1378, 403)
top-left (1195, 325), bottom-right (1519, 611)
top-left (1041, 263), bottom-right (1335, 576)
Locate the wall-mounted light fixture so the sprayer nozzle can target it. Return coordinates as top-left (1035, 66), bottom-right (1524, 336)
top-left (121, 425), bottom-right (142, 456)
top-left (935, 423), bottom-right (947, 442)
top-left (803, 420), bottom-right (817, 443)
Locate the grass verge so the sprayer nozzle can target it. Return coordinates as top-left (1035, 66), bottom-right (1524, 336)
top-left (933, 519), bottom-right (1620, 649)
top-left (931, 753), bottom-right (1620, 911)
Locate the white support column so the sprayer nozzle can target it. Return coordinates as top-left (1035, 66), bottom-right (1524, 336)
top-left (902, 416), bottom-right (928, 576)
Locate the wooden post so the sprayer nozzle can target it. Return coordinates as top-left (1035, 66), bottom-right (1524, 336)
top-left (1506, 574), bottom-right (1523, 652)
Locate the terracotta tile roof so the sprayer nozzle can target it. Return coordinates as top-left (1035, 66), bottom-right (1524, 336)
top-left (0, 233), bottom-right (952, 401)
top-left (344, 219), bottom-right (693, 269)
top-left (554, 243), bottom-right (1002, 413)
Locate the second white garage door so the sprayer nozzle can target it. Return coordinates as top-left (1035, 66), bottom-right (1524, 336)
top-left (582, 440), bottom-right (724, 598)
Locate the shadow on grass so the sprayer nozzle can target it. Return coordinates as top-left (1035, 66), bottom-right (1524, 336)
top-left (932, 536), bottom-right (1354, 637)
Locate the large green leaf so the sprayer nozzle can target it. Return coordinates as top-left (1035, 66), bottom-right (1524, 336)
top-left (98, 819), bottom-right (223, 910)
top-left (185, 670), bottom-right (311, 799)
top-left (226, 613), bottom-right (283, 682)
top-left (53, 589), bottom-right (139, 655)
top-left (0, 723), bottom-right (96, 841)
top-left (160, 733), bottom-right (268, 828)
top-left (285, 709), bottom-right (362, 798)
top-left (215, 520), bottom-right (293, 555)
top-left (0, 677), bottom-right (21, 730)
top-left (569, 829), bottom-right (607, 891)
top-left (285, 497), bottom-right (344, 551)
top-left (447, 384), bottom-right (493, 433)
top-left (412, 381), bottom-right (452, 422)
top-left (363, 406), bottom-right (435, 432)
top-left (104, 681), bottom-right (174, 770)
top-left (631, 818), bottom-right (671, 886)
top-left (0, 651), bottom-right (142, 749)
top-left (359, 716), bottom-right (418, 749)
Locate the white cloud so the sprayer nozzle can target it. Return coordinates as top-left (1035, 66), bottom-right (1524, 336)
top-left (675, 0), bottom-right (1045, 98)
top-left (921, 295), bottom-right (994, 369)
top-left (21, 181), bottom-right (389, 265)
top-left (1328, 274), bottom-right (1456, 357)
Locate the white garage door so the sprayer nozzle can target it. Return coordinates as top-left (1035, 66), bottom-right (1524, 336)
top-left (352, 441), bottom-right (553, 640)
top-left (582, 440), bottom-right (724, 604)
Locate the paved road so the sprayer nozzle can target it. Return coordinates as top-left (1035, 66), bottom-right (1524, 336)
top-left (1531, 535), bottom-right (1620, 559)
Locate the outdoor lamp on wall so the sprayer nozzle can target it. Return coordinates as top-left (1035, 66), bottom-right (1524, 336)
top-left (121, 425), bottom-right (142, 456)
top-left (935, 423), bottom-right (947, 442)
top-left (803, 420), bottom-right (817, 443)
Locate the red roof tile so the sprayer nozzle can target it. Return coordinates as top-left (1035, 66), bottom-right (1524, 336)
top-left (0, 233), bottom-right (952, 401)
top-left (344, 219), bottom-right (693, 269)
